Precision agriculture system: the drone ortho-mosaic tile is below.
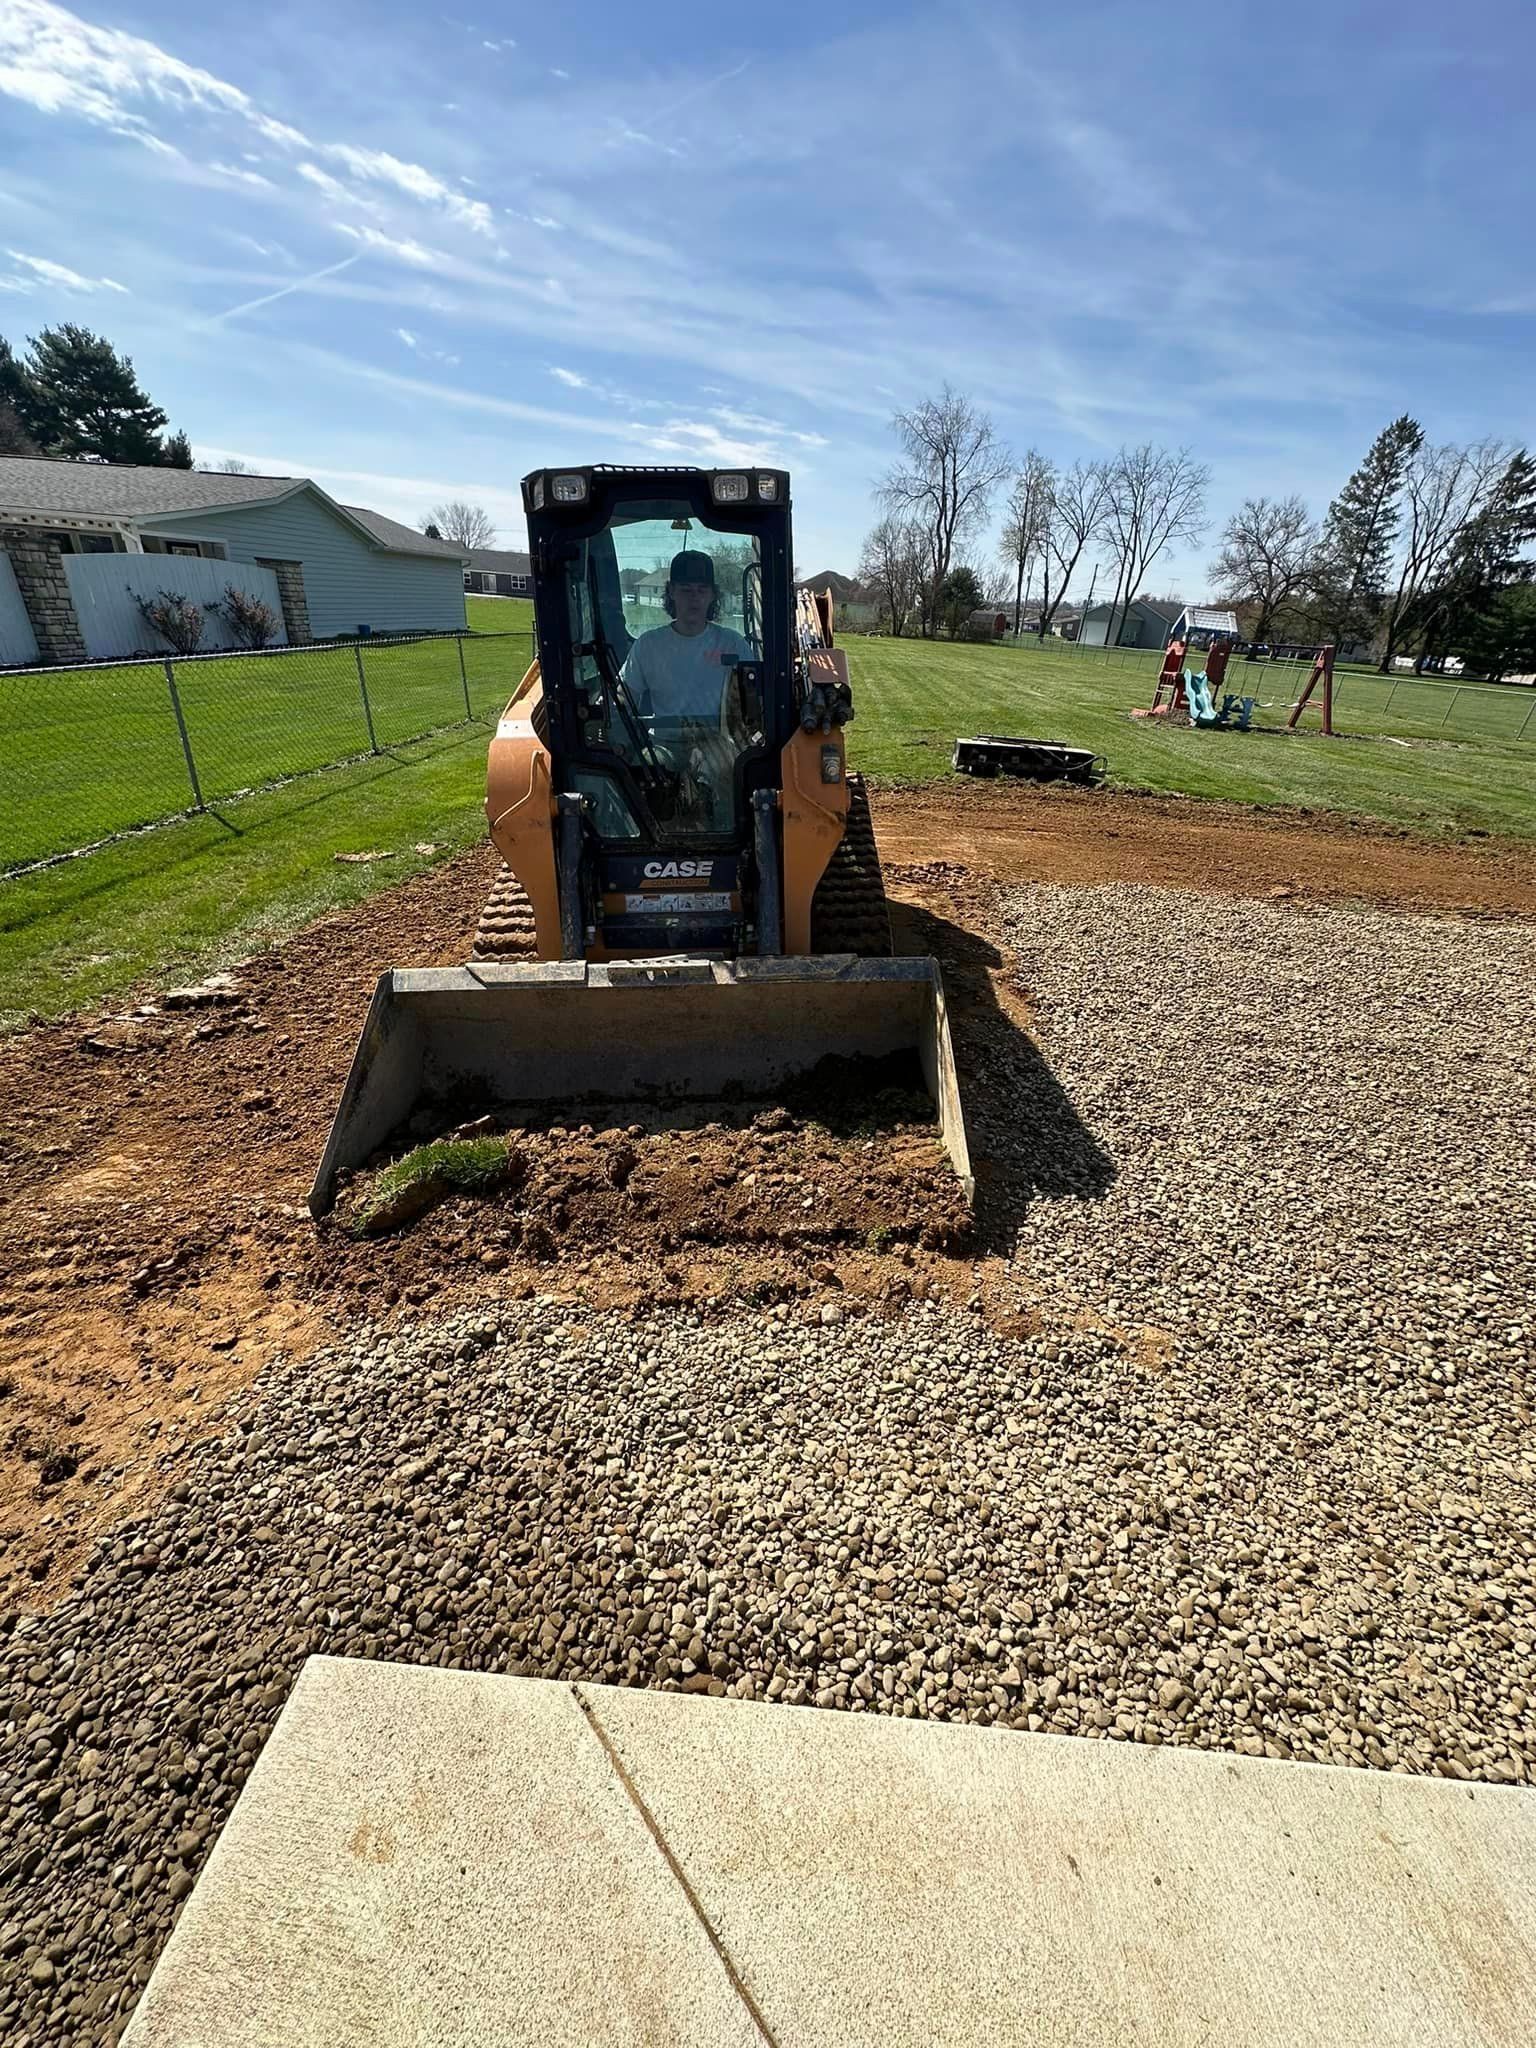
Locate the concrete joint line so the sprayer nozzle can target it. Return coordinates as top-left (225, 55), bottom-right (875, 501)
top-left (571, 1687), bottom-right (781, 2047)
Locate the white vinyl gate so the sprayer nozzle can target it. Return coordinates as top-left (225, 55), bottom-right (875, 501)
top-left (0, 551), bottom-right (40, 667)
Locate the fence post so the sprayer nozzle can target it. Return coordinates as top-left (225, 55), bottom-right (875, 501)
top-left (1382, 680), bottom-right (1398, 714)
top-left (354, 642), bottom-right (380, 753)
top-left (164, 658), bottom-right (205, 811)
top-left (456, 634), bottom-right (472, 720)
top-left (1439, 687), bottom-right (1459, 730)
top-left (1518, 694), bottom-right (1536, 740)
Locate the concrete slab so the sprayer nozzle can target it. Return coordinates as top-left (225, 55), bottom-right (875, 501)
top-left (589, 1685), bottom-right (1536, 2047)
top-left (124, 1659), bottom-right (1536, 2048)
top-left (120, 1658), bottom-right (762, 2048)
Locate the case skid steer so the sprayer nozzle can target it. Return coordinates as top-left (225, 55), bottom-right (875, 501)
top-left (310, 465), bottom-right (970, 1214)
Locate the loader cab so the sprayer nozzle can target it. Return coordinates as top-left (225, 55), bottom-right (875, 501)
top-left (523, 464), bottom-right (795, 953)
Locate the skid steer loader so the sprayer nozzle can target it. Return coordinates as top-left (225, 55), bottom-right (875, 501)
top-left (310, 464), bottom-right (970, 1214)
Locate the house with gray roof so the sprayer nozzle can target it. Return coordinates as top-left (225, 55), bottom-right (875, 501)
top-left (464, 547), bottom-right (532, 598)
top-left (0, 456), bottom-right (468, 665)
top-left (1076, 597), bottom-right (1183, 651)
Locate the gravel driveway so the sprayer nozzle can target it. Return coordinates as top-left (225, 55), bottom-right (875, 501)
top-left (3, 882), bottom-right (1532, 2044)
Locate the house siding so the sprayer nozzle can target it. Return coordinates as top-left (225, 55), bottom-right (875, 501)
top-left (138, 490), bottom-right (466, 639)
top-left (1078, 602), bottom-right (1177, 650)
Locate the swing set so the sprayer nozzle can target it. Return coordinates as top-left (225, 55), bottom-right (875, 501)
top-left (1137, 639), bottom-right (1338, 735)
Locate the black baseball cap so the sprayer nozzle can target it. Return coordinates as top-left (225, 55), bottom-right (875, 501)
top-left (669, 550), bottom-right (715, 585)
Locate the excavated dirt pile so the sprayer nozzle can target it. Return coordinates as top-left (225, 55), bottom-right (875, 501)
top-left (334, 1056), bottom-right (968, 1260)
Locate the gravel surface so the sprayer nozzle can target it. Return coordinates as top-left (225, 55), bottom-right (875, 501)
top-left (3, 882), bottom-right (1533, 2043)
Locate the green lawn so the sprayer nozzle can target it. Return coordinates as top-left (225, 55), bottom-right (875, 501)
top-left (1, 605), bottom-right (535, 870)
top-left (3, 598), bottom-right (1532, 1031)
top-left (0, 599), bottom-right (535, 1029)
top-left (843, 636), bottom-right (1536, 839)
top-left (0, 725), bottom-right (495, 1030)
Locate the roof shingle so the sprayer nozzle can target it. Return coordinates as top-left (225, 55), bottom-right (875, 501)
top-left (0, 456), bottom-right (464, 559)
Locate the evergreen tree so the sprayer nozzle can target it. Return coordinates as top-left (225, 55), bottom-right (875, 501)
top-left (1433, 451), bottom-right (1536, 672)
top-left (13, 325), bottom-right (188, 465)
top-left (939, 563), bottom-right (984, 639)
top-left (1453, 582), bottom-right (1536, 682)
top-left (1312, 416), bottom-right (1423, 647)
top-left (0, 338), bottom-right (39, 453)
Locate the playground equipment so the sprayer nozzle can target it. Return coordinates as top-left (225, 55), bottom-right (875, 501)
top-left (1185, 672), bottom-right (1258, 730)
top-left (1136, 637), bottom-right (1337, 736)
top-left (1286, 645), bottom-right (1336, 736)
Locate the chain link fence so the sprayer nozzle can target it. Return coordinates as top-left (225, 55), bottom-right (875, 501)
top-left (986, 633), bottom-right (1536, 742)
top-left (2, 630), bottom-right (535, 873)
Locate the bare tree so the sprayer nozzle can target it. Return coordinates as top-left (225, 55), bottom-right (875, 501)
top-left (999, 451), bottom-right (1056, 634)
top-left (857, 515), bottom-right (926, 638)
top-left (1039, 458), bottom-right (1111, 637)
top-left (1099, 446), bottom-right (1208, 647)
top-left (422, 500), bottom-right (497, 550)
top-left (215, 456), bottom-right (251, 473)
top-left (1377, 440), bottom-right (1514, 673)
top-left (1208, 495), bottom-right (1317, 646)
top-left (880, 386), bottom-right (1011, 636)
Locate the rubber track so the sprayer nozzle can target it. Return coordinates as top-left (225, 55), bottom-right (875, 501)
top-left (811, 772), bottom-right (893, 957)
top-left (471, 773), bottom-right (892, 962)
top-left (471, 863), bottom-right (539, 961)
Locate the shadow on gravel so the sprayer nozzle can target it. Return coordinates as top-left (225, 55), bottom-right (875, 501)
top-left (891, 900), bottom-right (1117, 1253)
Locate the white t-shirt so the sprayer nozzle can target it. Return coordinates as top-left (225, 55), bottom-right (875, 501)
top-left (622, 623), bottom-right (752, 720)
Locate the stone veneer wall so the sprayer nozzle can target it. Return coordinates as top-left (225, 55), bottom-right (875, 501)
top-left (0, 529), bottom-right (87, 665)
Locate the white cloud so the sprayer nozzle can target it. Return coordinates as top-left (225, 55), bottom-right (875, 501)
top-left (707, 403), bottom-right (828, 449)
top-left (550, 68), bottom-right (570, 80)
top-left (297, 162), bottom-right (374, 210)
top-left (207, 159), bottom-right (274, 189)
top-left (550, 366), bottom-right (589, 388)
top-left (0, 0), bottom-right (250, 145)
top-left (323, 144), bottom-right (495, 235)
top-left (396, 327), bottom-right (419, 349)
top-left (0, 2), bottom-right (496, 237)
top-left (4, 247), bottom-right (127, 292)
top-left (337, 222), bottom-right (441, 268)
top-left (223, 230), bottom-right (290, 262)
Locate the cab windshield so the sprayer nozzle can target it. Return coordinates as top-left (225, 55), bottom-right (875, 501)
top-left (561, 499), bottom-right (764, 840)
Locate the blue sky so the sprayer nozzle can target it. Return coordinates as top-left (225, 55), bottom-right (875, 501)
top-left (1, 0), bottom-right (1532, 589)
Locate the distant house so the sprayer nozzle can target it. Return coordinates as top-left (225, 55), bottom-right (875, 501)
top-left (1076, 597), bottom-right (1182, 650)
top-left (464, 547), bottom-right (532, 598)
top-left (630, 570), bottom-right (671, 606)
top-left (1170, 604), bottom-right (1240, 650)
top-left (0, 454), bottom-right (467, 665)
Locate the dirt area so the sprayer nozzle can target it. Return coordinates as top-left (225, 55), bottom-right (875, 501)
top-left (336, 1062), bottom-right (967, 1260)
top-left (1, 778), bottom-right (1531, 1616)
top-left (877, 777), bottom-right (1536, 915)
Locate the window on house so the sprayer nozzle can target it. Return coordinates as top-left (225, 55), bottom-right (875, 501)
top-left (144, 537), bottom-right (227, 560)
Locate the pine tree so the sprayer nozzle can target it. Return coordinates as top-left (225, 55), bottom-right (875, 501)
top-left (1312, 416), bottom-right (1423, 648)
top-left (162, 429), bottom-right (193, 470)
top-left (19, 325), bottom-right (187, 465)
top-left (0, 338), bottom-right (39, 454)
top-left (1432, 450), bottom-right (1536, 672)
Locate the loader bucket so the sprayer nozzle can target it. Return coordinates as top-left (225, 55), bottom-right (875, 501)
top-left (308, 956), bottom-right (972, 1216)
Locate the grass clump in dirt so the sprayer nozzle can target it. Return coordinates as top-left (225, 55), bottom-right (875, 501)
top-left (351, 1135), bottom-right (519, 1237)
